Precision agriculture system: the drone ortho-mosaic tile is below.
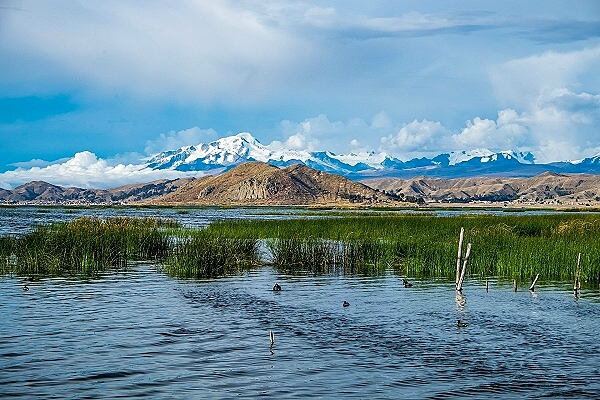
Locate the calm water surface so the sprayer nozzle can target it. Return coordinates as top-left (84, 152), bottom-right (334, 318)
top-left (1, 207), bottom-right (600, 398)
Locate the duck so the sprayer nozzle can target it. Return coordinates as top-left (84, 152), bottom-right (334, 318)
top-left (457, 319), bottom-right (468, 328)
top-left (343, 301), bottom-right (350, 307)
top-left (23, 285), bottom-right (29, 291)
top-left (402, 278), bottom-right (413, 288)
top-left (272, 283), bottom-right (281, 291)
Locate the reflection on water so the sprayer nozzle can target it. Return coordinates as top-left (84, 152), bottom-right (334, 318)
top-left (1, 266), bottom-right (600, 398)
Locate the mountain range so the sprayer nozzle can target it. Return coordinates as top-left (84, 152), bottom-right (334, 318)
top-left (364, 172), bottom-right (600, 207)
top-left (3, 162), bottom-right (600, 208)
top-left (0, 178), bottom-right (192, 205)
top-left (145, 132), bottom-right (600, 179)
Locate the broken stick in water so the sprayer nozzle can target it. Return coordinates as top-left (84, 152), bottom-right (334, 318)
top-left (456, 243), bottom-right (471, 292)
top-left (269, 330), bottom-right (274, 347)
top-left (486, 280), bottom-right (489, 293)
top-left (574, 253), bottom-right (582, 297)
top-left (529, 274), bottom-right (540, 292)
top-left (456, 227), bottom-right (464, 289)
top-left (513, 279), bottom-right (517, 292)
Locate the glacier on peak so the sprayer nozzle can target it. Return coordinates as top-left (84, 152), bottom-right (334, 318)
top-left (145, 132), bottom-right (549, 178)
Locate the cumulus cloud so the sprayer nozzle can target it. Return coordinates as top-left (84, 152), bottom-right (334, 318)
top-left (274, 113), bottom-right (393, 154)
top-left (452, 109), bottom-right (529, 150)
top-left (380, 119), bottom-right (450, 153)
top-left (490, 46), bottom-right (600, 108)
top-left (0, 151), bottom-right (196, 190)
top-left (486, 46), bottom-right (600, 161)
top-left (145, 127), bottom-right (219, 155)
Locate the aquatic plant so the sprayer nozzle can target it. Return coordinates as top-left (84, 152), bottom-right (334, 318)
top-left (0, 216), bottom-right (179, 277)
top-left (204, 213), bottom-right (600, 282)
top-left (163, 232), bottom-right (260, 279)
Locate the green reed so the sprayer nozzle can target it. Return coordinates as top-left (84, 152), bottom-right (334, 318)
top-left (204, 213), bottom-right (600, 282)
top-left (163, 231), bottom-right (260, 279)
top-left (0, 216), bottom-right (178, 277)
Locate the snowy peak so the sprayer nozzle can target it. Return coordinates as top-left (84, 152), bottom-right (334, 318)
top-left (144, 133), bottom-right (596, 179)
top-left (446, 149), bottom-right (535, 166)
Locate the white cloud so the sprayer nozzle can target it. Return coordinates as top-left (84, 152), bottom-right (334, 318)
top-left (490, 46), bottom-right (600, 109)
top-left (276, 113), bottom-right (393, 154)
top-left (452, 109), bottom-right (529, 150)
top-left (0, 151), bottom-right (197, 190)
top-left (380, 119), bottom-right (449, 153)
top-left (145, 127), bottom-right (219, 155)
top-left (0, 1), bottom-right (311, 102)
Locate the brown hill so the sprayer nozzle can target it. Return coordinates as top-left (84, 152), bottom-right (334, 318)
top-left (151, 162), bottom-right (400, 206)
top-left (362, 172), bottom-right (600, 207)
top-left (0, 178), bottom-right (194, 205)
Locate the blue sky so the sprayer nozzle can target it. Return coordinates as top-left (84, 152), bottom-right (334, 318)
top-left (1, 1), bottom-right (600, 188)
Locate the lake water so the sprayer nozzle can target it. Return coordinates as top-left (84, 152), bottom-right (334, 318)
top-left (2, 207), bottom-right (600, 398)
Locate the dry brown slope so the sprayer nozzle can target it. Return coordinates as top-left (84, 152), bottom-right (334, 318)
top-left (363, 172), bottom-right (600, 205)
top-left (152, 161), bottom-right (400, 206)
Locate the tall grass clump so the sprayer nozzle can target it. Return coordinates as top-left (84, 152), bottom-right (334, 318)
top-left (268, 237), bottom-right (337, 274)
top-left (204, 213), bottom-right (600, 282)
top-left (268, 235), bottom-right (390, 276)
top-left (0, 216), bottom-right (178, 277)
top-left (164, 231), bottom-right (259, 279)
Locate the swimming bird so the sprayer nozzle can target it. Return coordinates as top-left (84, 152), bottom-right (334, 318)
top-left (402, 278), bottom-right (413, 288)
top-left (457, 319), bottom-right (468, 328)
top-left (23, 285), bottom-right (29, 291)
top-left (343, 301), bottom-right (350, 307)
top-left (273, 283), bottom-right (281, 291)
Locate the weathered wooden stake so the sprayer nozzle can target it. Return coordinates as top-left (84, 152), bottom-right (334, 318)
top-left (456, 227), bottom-right (465, 287)
top-left (486, 280), bottom-right (489, 293)
top-left (269, 330), bottom-right (274, 347)
top-left (513, 279), bottom-right (517, 292)
top-left (456, 243), bottom-right (471, 292)
top-left (574, 253), bottom-right (582, 296)
top-left (529, 274), bottom-right (540, 292)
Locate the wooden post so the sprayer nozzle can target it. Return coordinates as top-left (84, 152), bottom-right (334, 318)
top-left (574, 253), bottom-right (581, 296)
top-left (456, 228), bottom-right (464, 288)
top-left (269, 330), bottom-right (274, 347)
top-left (529, 274), bottom-right (540, 291)
top-left (486, 280), bottom-right (489, 293)
top-left (456, 243), bottom-right (471, 292)
top-left (513, 279), bottom-right (517, 292)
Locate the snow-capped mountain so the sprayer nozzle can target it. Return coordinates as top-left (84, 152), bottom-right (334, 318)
top-left (147, 132), bottom-right (398, 174)
top-left (145, 132), bottom-right (600, 179)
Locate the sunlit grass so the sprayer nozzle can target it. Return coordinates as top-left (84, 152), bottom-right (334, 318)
top-left (2, 212), bottom-right (600, 282)
top-left (0, 217), bottom-right (179, 277)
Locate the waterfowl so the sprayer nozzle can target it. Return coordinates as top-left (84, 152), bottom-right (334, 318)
top-left (402, 278), bottom-right (413, 288)
top-left (343, 301), bottom-right (350, 307)
top-left (457, 319), bottom-right (468, 328)
top-left (272, 283), bottom-right (281, 291)
top-left (23, 285), bottom-right (29, 291)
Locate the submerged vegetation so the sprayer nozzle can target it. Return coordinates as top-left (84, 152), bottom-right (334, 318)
top-left (2, 211), bottom-right (600, 283)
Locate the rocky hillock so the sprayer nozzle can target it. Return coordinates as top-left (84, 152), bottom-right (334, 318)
top-left (151, 162), bottom-right (401, 206)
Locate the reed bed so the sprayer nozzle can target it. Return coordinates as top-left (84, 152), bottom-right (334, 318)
top-left (204, 213), bottom-right (600, 282)
top-left (163, 232), bottom-right (260, 279)
top-left (267, 236), bottom-right (388, 276)
top-left (0, 217), bottom-right (178, 277)
top-left (3, 212), bottom-right (600, 282)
